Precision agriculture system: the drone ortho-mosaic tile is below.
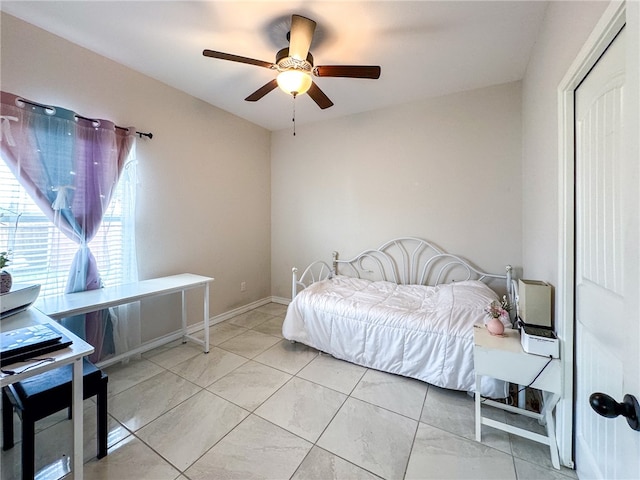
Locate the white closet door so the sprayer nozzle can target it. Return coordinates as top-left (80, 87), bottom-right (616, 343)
top-left (575, 26), bottom-right (640, 479)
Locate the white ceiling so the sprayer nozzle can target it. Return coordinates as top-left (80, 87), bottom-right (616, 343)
top-left (1, 1), bottom-right (548, 131)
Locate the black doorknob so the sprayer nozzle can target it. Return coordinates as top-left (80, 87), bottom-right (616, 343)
top-left (589, 392), bottom-right (640, 431)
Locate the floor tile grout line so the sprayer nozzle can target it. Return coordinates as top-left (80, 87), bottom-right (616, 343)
top-left (250, 341), bottom-right (321, 376)
top-left (401, 383), bottom-right (431, 479)
top-left (120, 424), bottom-right (183, 476)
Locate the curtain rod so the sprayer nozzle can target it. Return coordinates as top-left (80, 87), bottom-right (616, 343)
top-left (16, 97), bottom-right (153, 139)
top-left (114, 125), bottom-right (153, 139)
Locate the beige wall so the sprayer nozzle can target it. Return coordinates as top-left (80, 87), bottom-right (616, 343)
top-left (271, 81), bottom-right (523, 299)
top-left (1, 13), bottom-right (272, 340)
top-left (520, 1), bottom-right (609, 465)
top-left (521, 2), bottom-right (607, 308)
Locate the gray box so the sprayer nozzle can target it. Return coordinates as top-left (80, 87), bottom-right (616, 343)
top-left (518, 279), bottom-right (551, 328)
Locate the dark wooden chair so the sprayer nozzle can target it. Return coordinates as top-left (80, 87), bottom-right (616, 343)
top-left (2, 358), bottom-right (108, 480)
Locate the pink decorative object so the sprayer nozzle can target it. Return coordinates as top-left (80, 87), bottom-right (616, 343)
top-left (486, 317), bottom-right (505, 336)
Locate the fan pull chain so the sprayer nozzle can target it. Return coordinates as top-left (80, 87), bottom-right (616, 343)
top-left (292, 93), bottom-right (297, 136)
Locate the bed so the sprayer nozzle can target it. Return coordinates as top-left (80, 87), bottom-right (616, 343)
top-left (282, 237), bottom-right (514, 398)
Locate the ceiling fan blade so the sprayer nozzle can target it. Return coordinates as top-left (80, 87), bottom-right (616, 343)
top-left (307, 82), bottom-right (334, 109)
top-left (203, 50), bottom-right (274, 69)
top-left (245, 79), bottom-right (278, 102)
top-left (289, 15), bottom-right (316, 61)
top-left (314, 65), bottom-right (381, 79)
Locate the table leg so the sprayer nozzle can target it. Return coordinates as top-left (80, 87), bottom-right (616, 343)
top-left (203, 283), bottom-right (210, 353)
top-left (181, 290), bottom-right (187, 344)
top-left (72, 357), bottom-right (84, 480)
top-left (475, 375), bottom-right (482, 442)
top-left (542, 391), bottom-right (561, 469)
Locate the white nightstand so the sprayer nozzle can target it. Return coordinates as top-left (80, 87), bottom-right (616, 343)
top-left (473, 324), bottom-right (562, 469)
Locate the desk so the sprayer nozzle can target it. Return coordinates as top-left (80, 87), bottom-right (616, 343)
top-left (1, 308), bottom-right (94, 480)
top-left (36, 274), bottom-right (214, 357)
top-left (473, 324), bottom-right (562, 469)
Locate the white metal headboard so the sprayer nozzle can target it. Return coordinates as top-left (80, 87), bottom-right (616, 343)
top-left (292, 237), bottom-right (512, 301)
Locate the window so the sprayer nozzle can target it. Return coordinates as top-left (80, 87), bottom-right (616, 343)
top-left (0, 158), bottom-right (134, 298)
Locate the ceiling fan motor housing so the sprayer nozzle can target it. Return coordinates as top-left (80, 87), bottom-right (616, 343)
top-left (275, 48), bottom-right (313, 73)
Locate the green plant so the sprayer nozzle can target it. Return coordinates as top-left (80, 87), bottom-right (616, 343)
top-left (0, 251), bottom-right (10, 270)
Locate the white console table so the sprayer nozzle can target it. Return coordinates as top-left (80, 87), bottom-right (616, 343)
top-left (35, 274), bottom-right (213, 358)
top-left (1, 308), bottom-right (94, 480)
top-left (473, 324), bottom-right (562, 469)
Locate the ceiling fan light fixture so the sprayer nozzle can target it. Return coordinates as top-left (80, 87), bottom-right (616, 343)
top-left (276, 69), bottom-right (312, 96)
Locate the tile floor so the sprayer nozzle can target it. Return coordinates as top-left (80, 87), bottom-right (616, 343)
top-left (1, 303), bottom-right (579, 480)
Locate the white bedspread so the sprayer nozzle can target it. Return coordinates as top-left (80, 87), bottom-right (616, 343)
top-left (282, 276), bottom-right (508, 398)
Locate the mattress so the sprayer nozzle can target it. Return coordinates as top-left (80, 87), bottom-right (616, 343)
top-left (282, 275), bottom-right (508, 398)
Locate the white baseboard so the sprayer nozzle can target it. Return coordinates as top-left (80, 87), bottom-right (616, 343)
top-left (271, 296), bottom-right (290, 305)
top-left (209, 296), bottom-right (283, 324)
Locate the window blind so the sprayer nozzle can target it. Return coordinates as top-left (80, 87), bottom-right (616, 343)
top-left (0, 159), bottom-right (130, 298)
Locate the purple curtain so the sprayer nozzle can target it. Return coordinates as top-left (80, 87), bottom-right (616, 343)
top-left (0, 91), bottom-right (136, 362)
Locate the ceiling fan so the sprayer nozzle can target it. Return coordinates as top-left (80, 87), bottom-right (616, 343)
top-left (203, 14), bottom-right (381, 109)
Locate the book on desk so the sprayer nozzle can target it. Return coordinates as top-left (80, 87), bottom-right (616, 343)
top-left (0, 323), bottom-right (73, 367)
